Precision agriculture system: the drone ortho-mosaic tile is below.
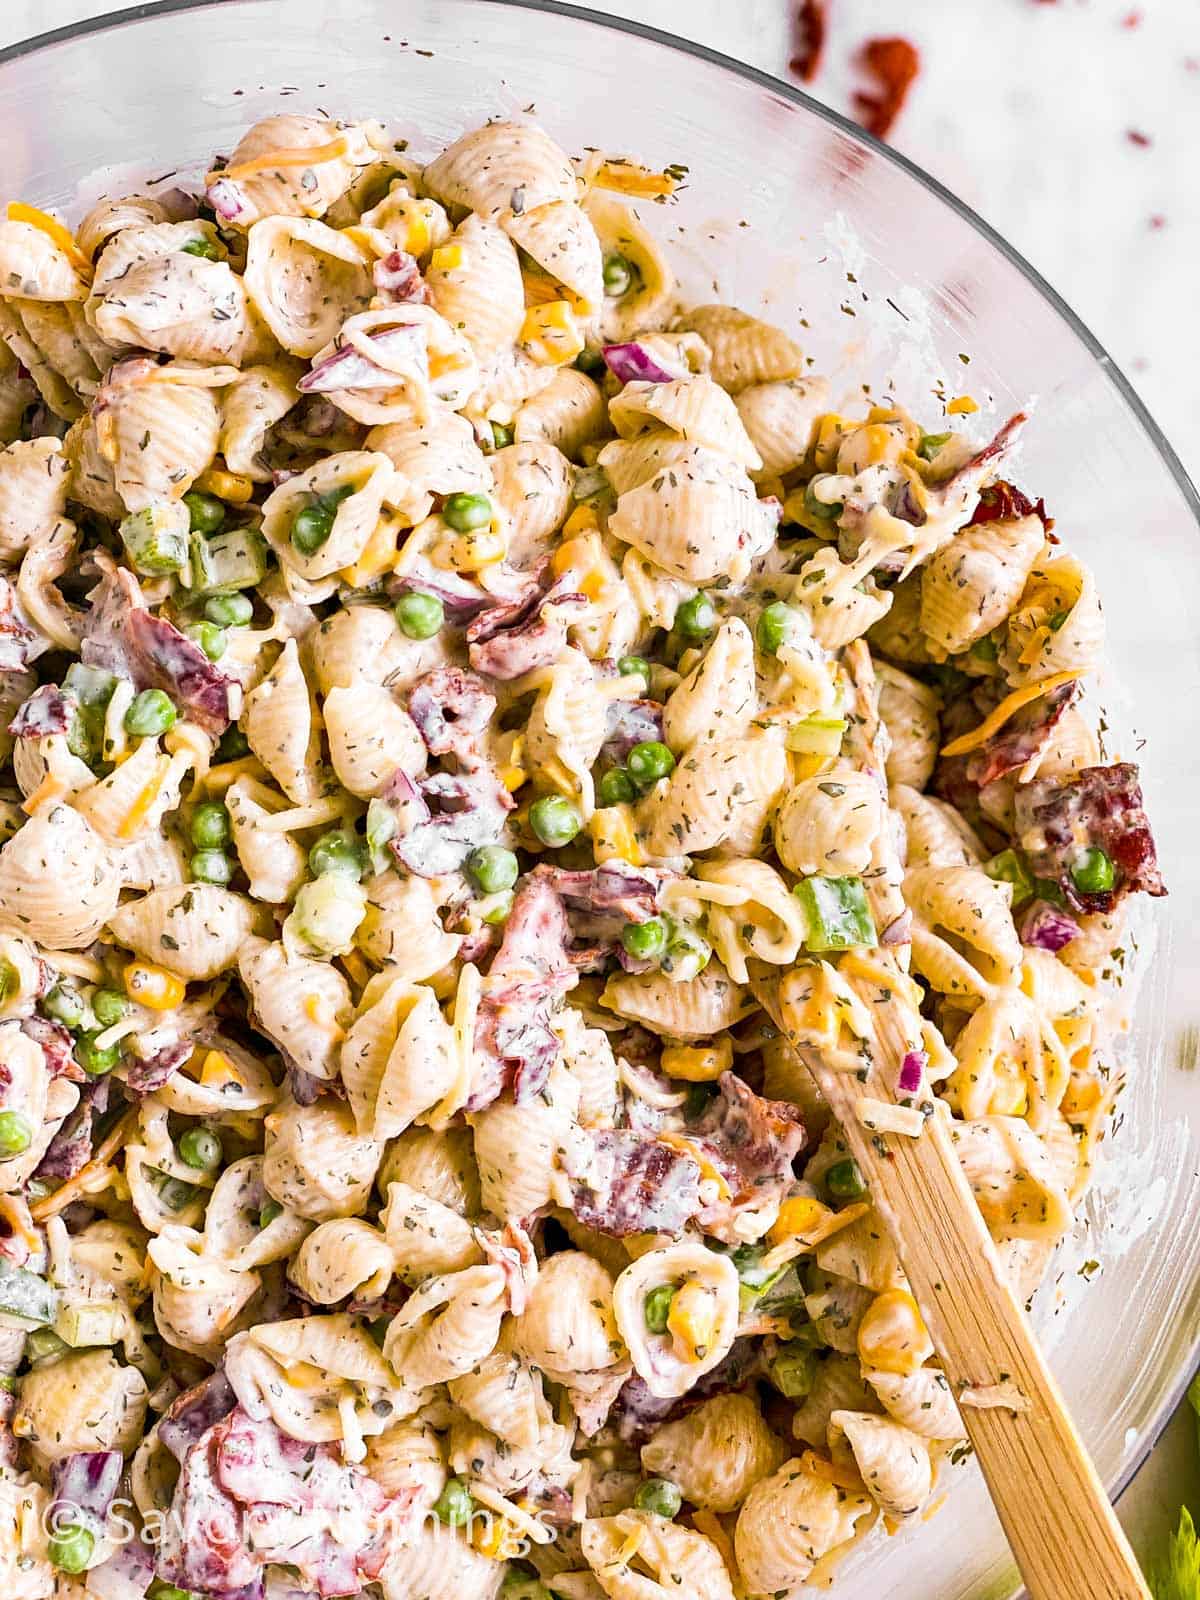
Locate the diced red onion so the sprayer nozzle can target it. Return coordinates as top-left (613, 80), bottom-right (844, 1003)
top-left (602, 342), bottom-right (678, 385)
top-left (1019, 899), bottom-right (1079, 951)
top-left (206, 177), bottom-right (245, 221)
top-left (898, 1050), bottom-right (925, 1094)
top-left (880, 908), bottom-right (913, 946)
top-left (298, 325), bottom-right (426, 395)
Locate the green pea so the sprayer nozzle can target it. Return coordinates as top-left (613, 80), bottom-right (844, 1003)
top-left (1071, 846), bottom-right (1115, 895)
top-left (124, 688), bottom-right (178, 738)
top-left (825, 1157), bottom-right (867, 1200)
top-left (44, 982), bottom-right (87, 1030)
top-left (204, 592), bottom-right (253, 628)
top-left (309, 829), bottom-right (367, 880)
top-left (394, 591), bottom-right (444, 640)
top-left (433, 1477), bottom-right (474, 1527)
top-left (756, 601), bottom-right (800, 656)
top-left (803, 476), bottom-right (842, 521)
top-left (674, 592), bottom-right (716, 641)
top-left (291, 501), bottom-right (335, 556)
top-left (48, 1523), bottom-right (94, 1575)
top-left (0, 1110), bottom-right (32, 1158)
top-left (574, 347), bottom-right (605, 376)
top-left (684, 1082), bottom-right (716, 1120)
top-left (180, 238), bottom-right (223, 262)
top-left (186, 621), bottom-right (227, 661)
top-left (617, 655), bottom-right (650, 682)
top-left (602, 253), bottom-right (635, 297)
top-left (597, 767), bottom-right (636, 807)
top-left (259, 1199), bottom-right (283, 1229)
top-left (634, 1478), bottom-right (682, 1519)
top-left (467, 845), bottom-right (519, 895)
top-left (91, 988), bottom-right (131, 1029)
top-left (480, 890), bottom-right (514, 925)
top-left (621, 917), bottom-right (667, 961)
top-left (442, 491), bottom-right (493, 533)
top-left (191, 802), bottom-right (232, 850)
top-left (490, 421), bottom-right (515, 450)
top-left (627, 740), bottom-right (675, 788)
top-left (643, 1283), bottom-right (675, 1335)
top-left (76, 1033), bottom-right (120, 1077)
top-left (529, 794), bottom-right (582, 848)
top-left (190, 849), bottom-right (232, 886)
top-left (183, 489), bottom-right (226, 534)
top-left (216, 726), bottom-right (251, 762)
top-left (178, 1127), bottom-right (223, 1172)
top-left (158, 1175), bottom-right (199, 1211)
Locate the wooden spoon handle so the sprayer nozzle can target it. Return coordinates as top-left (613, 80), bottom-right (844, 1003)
top-left (751, 969), bottom-right (1149, 1600)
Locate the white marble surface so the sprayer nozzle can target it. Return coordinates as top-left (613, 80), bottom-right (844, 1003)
top-left (1, 0), bottom-right (1197, 1564)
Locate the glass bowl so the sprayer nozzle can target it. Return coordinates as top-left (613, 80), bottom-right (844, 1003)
top-left (2, 4), bottom-right (1198, 1595)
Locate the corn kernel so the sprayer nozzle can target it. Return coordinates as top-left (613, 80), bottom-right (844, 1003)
top-left (667, 1278), bottom-right (717, 1363)
top-left (767, 1195), bottom-right (832, 1246)
top-left (589, 804), bottom-right (642, 866)
top-left (660, 1037), bottom-right (734, 1083)
top-left (593, 159), bottom-right (677, 199)
top-left (857, 1288), bottom-right (934, 1376)
top-left (472, 1515), bottom-right (523, 1561)
top-left (434, 524), bottom-right (507, 572)
top-left (559, 508), bottom-right (601, 545)
top-left (430, 244), bottom-right (465, 272)
top-left (947, 395), bottom-right (978, 415)
top-left (195, 464), bottom-right (254, 504)
top-left (341, 515), bottom-right (401, 587)
top-left (124, 962), bottom-right (186, 1012)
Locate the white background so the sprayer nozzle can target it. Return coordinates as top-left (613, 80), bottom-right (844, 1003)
top-left (2, 0), bottom-right (1198, 1559)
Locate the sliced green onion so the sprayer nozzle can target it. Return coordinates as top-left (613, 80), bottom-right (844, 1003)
top-left (793, 875), bottom-right (877, 952)
top-left (62, 664), bottom-right (118, 708)
top-left (259, 1199), bottom-right (283, 1228)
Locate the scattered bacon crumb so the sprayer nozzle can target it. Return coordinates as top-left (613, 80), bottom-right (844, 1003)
top-left (1149, 214), bottom-right (1167, 230)
top-left (1121, 9), bottom-right (1142, 26)
top-left (1126, 128), bottom-right (1152, 147)
top-left (1187, 57), bottom-right (1200, 73)
top-left (852, 37), bottom-right (921, 140)
top-left (790, 0), bottom-right (827, 84)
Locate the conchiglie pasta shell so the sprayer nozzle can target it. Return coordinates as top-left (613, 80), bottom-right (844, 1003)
top-left (774, 762), bottom-right (886, 878)
top-left (289, 1217), bottom-right (395, 1304)
top-left (865, 1367), bottom-right (964, 1440)
top-left (514, 366), bottom-right (607, 459)
top-left (382, 1180), bottom-right (483, 1283)
top-left (0, 804), bottom-right (118, 947)
top-left (242, 636), bottom-right (324, 801)
top-left (735, 1457), bottom-right (873, 1595)
top-left (447, 1349), bottom-right (551, 1452)
top-left (324, 683), bottom-right (426, 797)
top-left (109, 883), bottom-right (260, 980)
top-left (471, 1092), bottom-right (572, 1220)
top-left (641, 1393), bottom-right (786, 1513)
top-left (73, 738), bottom-right (186, 844)
top-left (262, 1095), bottom-right (382, 1220)
top-left (582, 1512), bottom-right (735, 1600)
top-left (876, 662), bottom-right (940, 790)
top-left (311, 601), bottom-right (443, 693)
top-left (366, 411), bottom-right (491, 521)
top-left (426, 213), bottom-right (525, 361)
top-left (505, 198), bottom-right (604, 314)
top-left (610, 375), bottom-right (761, 471)
top-left (828, 1410), bottom-right (933, 1519)
top-left (0, 219), bottom-right (90, 301)
top-left (379, 1124), bottom-right (480, 1215)
top-left (890, 783), bottom-right (985, 868)
top-left (211, 114), bottom-right (376, 226)
top-left (600, 960), bottom-right (754, 1041)
top-left (341, 980), bottom-right (457, 1140)
top-left (238, 935), bottom-right (353, 1079)
top-left (673, 305), bottom-right (804, 393)
top-left (220, 363), bottom-right (301, 480)
top-left (260, 450), bottom-right (396, 584)
top-left (243, 215), bottom-right (372, 357)
top-left (225, 778), bottom-right (308, 903)
top-left (14, 1349), bottom-right (147, 1467)
top-left (735, 376), bottom-right (829, 481)
top-left (356, 870), bottom-right (462, 977)
top-left (0, 437), bottom-right (69, 558)
top-left (423, 122), bottom-right (578, 221)
top-left (919, 514), bottom-right (1045, 659)
top-left (641, 731), bottom-right (788, 857)
top-left (511, 1249), bottom-right (622, 1376)
top-left (582, 190), bottom-right (676, 342)
top-left (98, 364), bottom-right (223, 513)
top-left (90, 247), bottom-right (263, 365)
top-left (488, 438), bottom-right (573, 569)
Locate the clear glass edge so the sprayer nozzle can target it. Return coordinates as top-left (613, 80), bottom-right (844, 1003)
top-left (1, 0), bottom-right (1196, 1536)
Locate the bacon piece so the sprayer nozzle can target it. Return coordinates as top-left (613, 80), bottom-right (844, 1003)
top-left (963, 678), bottom-right (1078, 788)
top-left (124, 1038), bottom-right (193, 1095)
top-left (537, 861), bottom-right (664, 945)
top-left (466, 570), bottom-right (586, 681)
top-left (391, 755), bottom-right (514, 879)
top-left (691, 1072), bottom-right (806, 1238)
top-left (1013, 762), bottom-right (1166, 913)
top-left (372, 250), bottom-right (429, 305)
top-left (406, 666), bottom-right (495, 757)
top-left (124, 610), bottom-right (238, 733)
top-left (157, 1427), bottom-right (262, 1596)
top-left (562, 1128), bottom-right (702, 1237)
top-left (610, 1338), bottom-right (761, 1445)
top-left (158, 1370), bottom-right (238, 1461)
top-left (790, 0), bottom-right (828, 83)
top-left (853, 37), bottom-right (921, 141)
top-left (968, 477), bottom-right (1055, 536)
top-left (34, 1077), bottom-right (111, 1181)
top-left (9, 684), bottom-right (71, 738)
top-left (21, 1015), bottom-right (83, 1081)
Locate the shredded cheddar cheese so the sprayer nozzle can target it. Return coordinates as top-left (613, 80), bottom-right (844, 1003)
top-left (939, 670), bottom-right (1077, 757)
top-left (212, 135), bottom-right (350, 182)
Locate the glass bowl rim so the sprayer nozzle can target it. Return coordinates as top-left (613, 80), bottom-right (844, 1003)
top-left (2, 0), bottom-right (1197, 1524)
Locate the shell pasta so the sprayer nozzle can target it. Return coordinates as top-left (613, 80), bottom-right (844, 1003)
top-left (0, 108), bottom-right (1163, 1600)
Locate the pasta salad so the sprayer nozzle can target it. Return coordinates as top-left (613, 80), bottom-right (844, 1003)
top-left (0, 111), bottom-right (1165, 1600)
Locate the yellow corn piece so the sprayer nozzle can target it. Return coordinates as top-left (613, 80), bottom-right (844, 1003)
top-left (860, 422), bottom-right (894, 466)
top-left (589, 804), bottom-right (643, 866)
top-left (767, 1195), bottom-right (831, 1246)
top-left (520, 300), bottom-right (584, 367)
top-left (559, 507), bottom-right (601, 544)
top-left (940, 671), bottom-right (1077, 758)
top-left (667, 1278), bottom-right (718, 1363)
top-left (430, 243), bottom-right (465, 272)
top-left (813, 413), bottom-right (850, 473)
top-left (947, 395), bottom-right (978, 415)
top-left (660, 1037), bottom-right (734, 1083)
top-left (124, 962), bottom-right (187, 1012)
top-left (199, 1049), bottom-right (246, 1089)
top-left (593, 159), bottom-right (678, 199)
top-left (195, 463), bottom-right (255, 505)
top-left (435, 524), bottom-right (507, 572)
top-left (6, 201), bottom-right (91, 270)
top-left (857, 1288), bottom-right (934, 1376)
top-left (471, 1515), bottom-right (524, 1562)
top-left (341, 515), bottom-right (401, 587)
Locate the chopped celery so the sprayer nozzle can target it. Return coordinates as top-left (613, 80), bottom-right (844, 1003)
top-left (785, 715), bottom-right (847, 757)
top-left (365, 797), bottom-right (397, 872)
top-left (0, 1259), bottom-right (59, 1330)
top-left (794, 874), bottom-right (877, 951)
top-left (767, 1341), bottom-right (818, 1399)
top-left (286, 875), bottom-right (368, 957)
top-left (984, 848), bottom-right (1036, 909)
top-left (54, 1300), bottom-right (123, 1348)
top-left (119, 504), bottom-right (190, 576)
top-left (25, 1327), bottom-right (68, 1365)
top-left (189, 526), bottom-right (269, 594)
top-left (62, 664), bottom-right (118, 707)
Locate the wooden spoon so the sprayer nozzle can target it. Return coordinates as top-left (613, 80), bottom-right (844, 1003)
top-left (750, 960), bottom-right (1150, 1600)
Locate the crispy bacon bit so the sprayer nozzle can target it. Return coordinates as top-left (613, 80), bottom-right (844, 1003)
top-left (611, 1338), bottom-right (761, 1445)
top-left (1126, 128), bottom-right (1152, 147)
top-left (853, 37), bottom-right (921, 141)
top-left (967, 478), bottom-right (1055, 536)
top-left (9, 684), bottom-right (71, 739)
top-left (34, 1077), bottom-right (111, 1181)
top-left (692, 1073), bottom-right (807, 1238)
top-left (372, 249), bottom-right (429, 305)
top-left (562, 1128), bottom-right (702, 1237)
top-left (125, 610), bottom-right (238, 733)
top-left (159, 1370), bottom-right (238, 1461)
top-left (1014, 762), bottom-right (1166, 914)
top-left (537, 861), bottom-right (664, 946)
top-left (406, 666), bottom-right (495, 757)
top-left (790, 0), bottom-right (828, 83)
top-left (390, 756), bottom-right (514, 879)
top-left (466, 570), bottom-right (586, 681)
top-left (21, 1015), bottom-right (82, 1081)
top-left (124, 1038), bottom-right (193, 1095)
top-left (962, 678), bottom-right (1079, 788)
